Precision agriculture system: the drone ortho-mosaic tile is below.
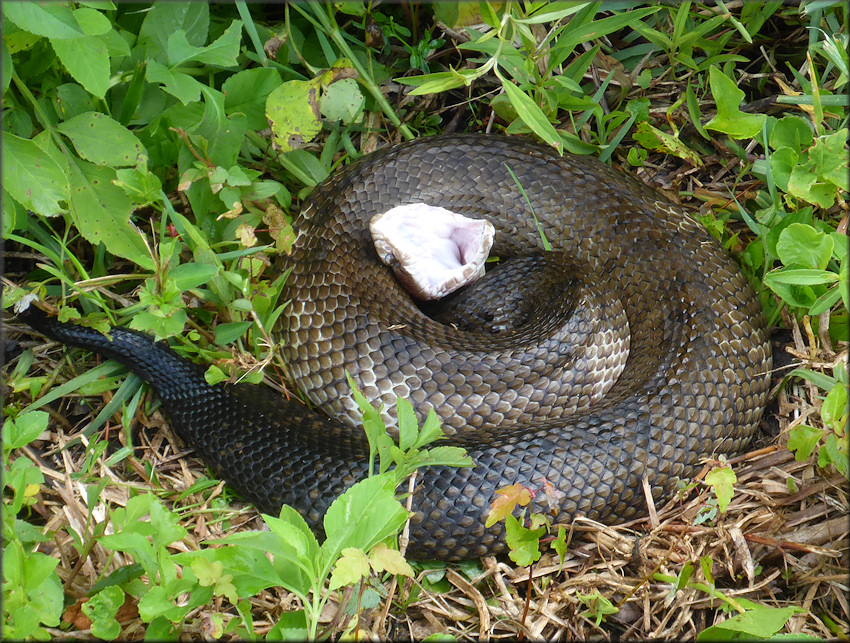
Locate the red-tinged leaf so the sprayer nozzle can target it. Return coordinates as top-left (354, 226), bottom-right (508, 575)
top-left (485, 483), bottom-right (531, 528)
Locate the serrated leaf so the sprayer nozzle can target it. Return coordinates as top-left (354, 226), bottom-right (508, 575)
top-left (329, 548), bottom-right (370, 590)
top-left (51, 35), bottom-right (110, 98)
top-left (504, 513), bottom-right (544, 567)
top-left (396, 397), bottom-right (418, 452)
top-left (3, 2), bottom-right (84, 39)
top-left (368, 542), bottom-right (414, 577)
top-left (57, 112), bottom-right (145, 167)
top-left (704, 466), bottom-right (736, 513)
top-left (2, 134), bottom-right (69, 216)
top-left (67, 163), bottom-right (154, 270)
top-left (322, 474), bottom-right (408, 564)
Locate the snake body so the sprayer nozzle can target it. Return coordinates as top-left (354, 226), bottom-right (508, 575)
top-left (18, 135), bottom-right (771, 560)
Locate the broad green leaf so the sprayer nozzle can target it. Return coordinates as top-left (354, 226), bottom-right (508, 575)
top-left (223, 67), bottom-right (283, 130)
top-left (146, 60), bottom-right (204, 104)
top-left (696, 605), bottom-right (804, 640)
top-left (51, 35), bottom-right (110, 98)
top-left (170, 263), bottom-right (220, 291)
top-left (57, 112), bottom-right (145, 167)
top-left (67, 163), bottom-right (155, 270)
top-left (320, 78), bottom-right (365, 124)
top-left (3, 1), bottom-right (84, 39)
top-left (213, 321), bottom-right (252, 345)
top-left (138, 1), bottom-right (209, 61)
top-left (769, 116), bottom-right (813, 151)
top-left (2, 134), bottom-right (69, 216)
top-left (775, 223), bottom-right (834, 270)
top-left (704, 466), bottom-right (736, 513)
top-left (166, 21), bottom-right (243, 67)
top-left (705, 66), bottom-right (766, 139)
top-left (266, 79), bottom-right (322, 152)
top-left (787, 425), bottom-right (825, 462)
top-left (321, 474), bottom-right (408, 565)
top-left (72, 7), bottom-right (112, 36)
top-left (3, 411), bottom-right (49, 451)
top-left (82, 586), bottom-right (124, 640)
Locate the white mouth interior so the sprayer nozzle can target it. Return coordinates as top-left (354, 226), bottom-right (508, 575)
top-left (370, 203), bottom-right (495, 300)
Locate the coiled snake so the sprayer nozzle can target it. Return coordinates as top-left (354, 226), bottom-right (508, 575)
top-left (17, 135), bottom-right (771, 560)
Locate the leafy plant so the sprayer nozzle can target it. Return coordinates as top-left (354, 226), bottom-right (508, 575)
top-left (2, 412), bottom-right (64, 641)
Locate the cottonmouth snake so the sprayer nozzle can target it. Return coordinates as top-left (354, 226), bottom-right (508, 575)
top-left (16, 135), bottom-right (771, 560)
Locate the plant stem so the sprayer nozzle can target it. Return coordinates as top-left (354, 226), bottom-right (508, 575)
top-left (294, 3), bottom-right (415, 140)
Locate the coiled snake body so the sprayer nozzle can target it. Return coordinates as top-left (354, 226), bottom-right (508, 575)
top-left (19, 135), bottom-right (771, 560)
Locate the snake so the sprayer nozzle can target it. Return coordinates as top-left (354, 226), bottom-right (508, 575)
top-left (16, 135), bottom-right (772, 560)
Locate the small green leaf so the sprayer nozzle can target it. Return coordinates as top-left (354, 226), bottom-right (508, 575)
top-left (822, 383), bottom-right (848, 432)
top-left (705, 66), bottom-right (766, 139)
top-left (788, 425), bottom-right (826, 463)
top-left (82, 586), bottom-right (125, 640)
top-left (320, 78), bottom-right (365, 125)
top-left (775, 223), bottom-right (834, 270)
top-left (504, 514), bottom-right (544, 567)
top-left (704, 466), bottom-right (736, 513)
top-left (3, 411), bottom-right (49, 451)
top-left (57, 112), bottom-right (146, 167)
top-left (769, 116), bottom-right (813, 152)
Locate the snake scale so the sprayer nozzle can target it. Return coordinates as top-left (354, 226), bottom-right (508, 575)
top-left (17, 135), bottom-right (771, 560)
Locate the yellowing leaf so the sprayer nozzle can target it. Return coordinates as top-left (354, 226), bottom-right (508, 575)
top-left (368, 543), bottom-right (413, 577)
top-left (485, 483), bottom-right (532, 528)
top-left (329, 547), bottom-right (370, 590)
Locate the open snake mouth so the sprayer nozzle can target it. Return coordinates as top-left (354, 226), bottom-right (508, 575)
top-left (370, 203), bottom-right (495, 300)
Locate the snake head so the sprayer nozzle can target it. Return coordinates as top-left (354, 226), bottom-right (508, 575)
top-left (369, 203), bottom-right (495, 300)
